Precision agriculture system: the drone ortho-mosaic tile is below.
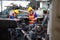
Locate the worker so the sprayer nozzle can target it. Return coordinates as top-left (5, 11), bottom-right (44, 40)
top-left (8, 9), bottom-right (20, 19)
top-left (13, 9), bottom-right (20, 19)
top-left (28, 7), bottom-right (38, 30)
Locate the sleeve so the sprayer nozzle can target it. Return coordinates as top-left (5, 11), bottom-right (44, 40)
top-left (34, 13), bottom-right (38, 18)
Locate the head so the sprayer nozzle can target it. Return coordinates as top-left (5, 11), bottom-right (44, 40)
top-left (28, 7), bottom-right (33, 14)
top-left (29, 10), bottom-right (33, 14)
top-left (14, 9), bottom-right (20, 14)
top-left (13, 12), bottom-right (17, 18)
top-left (43, 10), bottom-right (47, 14)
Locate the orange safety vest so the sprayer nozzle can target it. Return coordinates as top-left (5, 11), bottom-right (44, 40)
top-left (28, 13), bottom-right (35, 24)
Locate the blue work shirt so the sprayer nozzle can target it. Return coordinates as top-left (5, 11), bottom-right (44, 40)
top-left (10, 16), bottom-right (14, 19)
top-left (34, 13), bottom-right (38, 18)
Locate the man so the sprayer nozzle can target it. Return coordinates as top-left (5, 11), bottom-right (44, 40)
top-left (28, 7), bottom-right (38, 30)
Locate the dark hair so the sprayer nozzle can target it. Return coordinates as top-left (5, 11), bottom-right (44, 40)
top-left (43, 10), bottom-right (47, 14)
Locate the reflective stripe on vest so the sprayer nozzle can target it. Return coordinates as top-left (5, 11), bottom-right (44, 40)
top-left (29, 13), bottom-right (35, 24)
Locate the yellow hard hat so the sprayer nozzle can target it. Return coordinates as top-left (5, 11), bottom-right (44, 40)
top-left (14, 9), bottom-right (19, 14)
top-left (28, 7), bottom-right (33, 11)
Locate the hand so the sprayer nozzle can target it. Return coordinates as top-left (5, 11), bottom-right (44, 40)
top-left (34, 18), bottom-right (37, 20)
top-left (32, 19), bottom-right (36, 21)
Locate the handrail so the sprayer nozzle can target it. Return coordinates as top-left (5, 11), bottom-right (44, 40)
top-left (41, 15), bottom-right (48, 27)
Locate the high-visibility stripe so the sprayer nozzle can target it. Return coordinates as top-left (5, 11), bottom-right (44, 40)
top-left (28, 13), bottom-right (35, 24)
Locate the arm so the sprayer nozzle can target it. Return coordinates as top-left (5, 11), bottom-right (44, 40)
top-left (32, 13), bottom-right (38, 20)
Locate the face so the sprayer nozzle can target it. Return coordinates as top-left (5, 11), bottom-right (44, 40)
top-left (14, 13), bottom-right (17, 18)
top-left (29, 10), bottom-right (33, 14)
